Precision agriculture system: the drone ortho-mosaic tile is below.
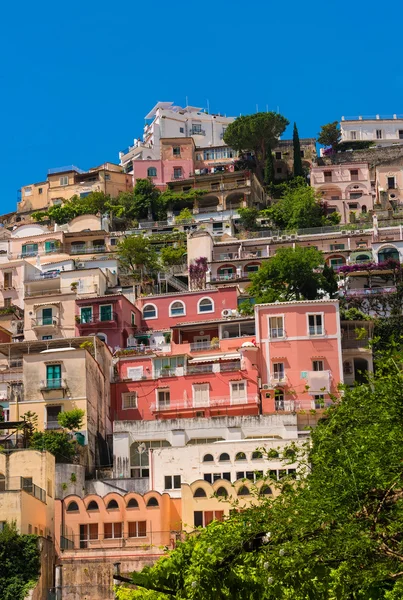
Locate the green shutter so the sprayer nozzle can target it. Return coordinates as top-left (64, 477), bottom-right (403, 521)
top-left (100, 305), bottom-right (112, 321)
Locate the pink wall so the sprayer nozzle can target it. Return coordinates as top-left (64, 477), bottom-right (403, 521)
top-left (137, 287), bottom-right (239, 331)
top-left (55, 492), bottom-right (181, 550)
top-left (133, 158), bottom-right (194, 188)
top-left (256, 301), bottom-right (343, 412)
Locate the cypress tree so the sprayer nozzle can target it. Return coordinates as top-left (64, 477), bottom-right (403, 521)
top-left (293, 122), bottom-right (304, 177)
top-left (264, 151), bottom-right (275, 186)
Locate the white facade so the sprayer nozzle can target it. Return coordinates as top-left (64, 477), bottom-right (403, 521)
top-left (119, 102), bottom-right (235, 167)
top-left (340, 115), bottom-right (403, 145)
top-left (113, 414), bottom-right (300, 480)
top-left (150, 439), bottom-right (300, 497)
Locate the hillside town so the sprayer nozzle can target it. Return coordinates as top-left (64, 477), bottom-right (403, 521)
top-left (2, 103), bottom-right (403, 599)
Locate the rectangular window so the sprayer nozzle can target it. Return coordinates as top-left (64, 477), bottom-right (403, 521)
top-left (308, 314), bottom-right (323, 336)
top-left (330, 258), bottom-right (343, 267)
top-left (348, 203), bottom-right (359, 209)
top-left (127, 367), bottom-right (144, 381)
top-left (273, 363), bottom-right (285, 381)
top-left (173, 146), bottom-right (181, 157)
top-left (131, 312), bottom-right (136, 326)
top-left (100, 305), bottom-right (112, 321)
top-left (194, 511), bottom-right (203, 528)
top-left (275, 152), bottom-right (282, 160)
top-left (349, 192), bottom-right (362, 199)
top-left (4, 298), bottom-right (11, 308)
top-left (157, 389), bottom-right (170, 409)
top-left (230, 381), bottom-right (246, 404)
top-left (276, 167), bottom-right (282, 174)
top-left (192, 123), bottom-right (202, 133)
top-left (104, 522), bottom-right (122, 539)
top-left (350, 169), bottom-right (359, 181)
top-left (194, 511), bottom-right (224, 528)
top-left (350, 131), bottom-right (357, 140)
top-left (313, 360), bottom-right (324, 371)
top-left (324, 171), bottom-right (332, 182)
top-left (0, 522), bottom-right (6, 532)
top-left (173, 167), bottom-right (182, 179)
top-left (122, 393), bottom-right (137, 409)
top-left (128, 521), bottom-right (147, 538)
top-left (193, 384), bottom-right (209, 407)
top-left (46, 405), bottom-right (62, 428)
top-left (46, 364), bottom-right (61, 388)
top-left (24, 187), bottom-right (32, 196)
top-left (300, 150), bottom-right (304, 157)
top-left (3, 273), bottom-right (12, 288)
top-left (330, 244), bottom-right (345, 251)
top-left (314, 394), bottom-right (325, 409)
top-left (387, 177), bottom-right (396, 189)
top-left (376, 129), bottom-right (383, 139)
top-left (41, 308), bottom-right (53, 326)
top-left (179, 127), bottom-right (184, 133)
top-left (269, 316), bottom-right (284, 338)
top-left (164, 475), bottom-right (181, 490)
top-left (399, 130), bottom-right (403, 140)
top-left (80, 307), bottom-right (93, 323)
top-left (59, 176), bottom-right (69, 186)
top-left (21, 243), bottom-right (38, 257)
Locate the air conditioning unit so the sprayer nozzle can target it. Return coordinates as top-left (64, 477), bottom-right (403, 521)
top-left (281, 235), bottom-right (287, 241)
top-left (222, 309), bottom-right (239, 318)
top-left (76, 262), bottom-right (85, 268)
top-left (196, 411), bottom-right (205, 418)
top-left (289, 234), bottom-right (297, 240)
top-left (341, 230), bottom-right (348, 235)
top-left (272, 236), bottom-right (279, 241)
top-left (262, 383), bottom-right (271, 390)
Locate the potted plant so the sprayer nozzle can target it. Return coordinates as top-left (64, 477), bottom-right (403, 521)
top-left (71, 282), bottom-right (78, 292)
top-left (211, 337), bottom-right (219, 348)
top-left (75, 315), bottom-right (81, 324)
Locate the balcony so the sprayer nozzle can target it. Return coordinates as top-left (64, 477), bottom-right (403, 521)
top-left (190, 128), bottom-right (206, 136)
top-left (154, 367), bottom-right (185, 379)
top-left (25, 271), bottom-right (60, 282)
top-left (342, 286), bottom-right (396, 297)
top-left (25, 288), bottom-right (62, 298)
top-left (275, 400), bottom-right (295, 412)
top-left (45, 419), bottom-right (62, 430)
top-left (32, 317), bottom-right (60, 328)
top-left (152, 394), bottom-right (259, 413)
top-left (187, 364), bottom-right (213, 375)
top-left (341, 321), bottom-right (373, 349)
top-left (270, 374), bottom-right (287, 386)
top-left (171, 173), bottom-right (186, 181)
top-left (213, 252), bottom-right (239, 261)
top-left (40, 378), bottom-right (67, 391)
top-left (76, 312), bottom-right (119, 327)
top-left (4, 476), bottom-right (46, 503)
top-left (240, 249), bottom-right (268, 259)
top-left (70, 246), bottom-right (107, 255)
top-left (189, 341), bottom-right (219, 352)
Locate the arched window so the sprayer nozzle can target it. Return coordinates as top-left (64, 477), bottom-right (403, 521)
top-left (67, 501), bottom-right (79, 512)
top-left (143, 304), bottom-right (157, 319)
top-left (237, 486), bottom-right (250, 496)
top-left (194, 487), bottom-right (207, 498)
top-left (216, 486), bottom-right (228, 497)
top-left (252, 451), bottom-right (263, 460)
top-left (203, 454), bottom-right (214, 463)
top-left (260, 486), bottom-right (273, 496)
top-left (0, 473), bottom-right (4, 492)
top-left (87, 500), bottom-right (99, 511)
top-left (378, 247), bottom-right (400, 263)
top-left (147, 167), bottom-right (157, 177)
top-left (169, 301), bottom-right (185, 317)
top-left (356, 254), bottom-right (371, 263)
top-left (219, 452), bottom-right (230, 462)
top-left (245, 263), bottom-right (260, 273)
top-left (198, 297), bottom-right (214, 314)
top-left (146, 497), bottom-right (159, 507)
top-left (361, 205), bottom-right (367, 213)
top-left (96, 333), bottom-right (107, 343)
top-left (106, 499), bottom-right (119, 510)
top-left (127, 498), bottom-right (139, 508)
top-left (235, 452), bottom-right (247, 461)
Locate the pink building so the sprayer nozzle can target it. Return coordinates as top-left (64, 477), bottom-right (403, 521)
top-left (310, 162), bottom-right (373, 223)
top-left (75, 294), bottom-right (141, 349)
top-left (132, 138), bottom-right (195, 189)
top-left (255, 300), bottom-right (343, 413)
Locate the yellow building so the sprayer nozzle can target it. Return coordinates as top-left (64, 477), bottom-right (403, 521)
top-left (19, 163), bottom-right (132, 213)
top-left (2, 337), bottom-right (112, 471)
top-left (0, 449), bottom-right (55, 537)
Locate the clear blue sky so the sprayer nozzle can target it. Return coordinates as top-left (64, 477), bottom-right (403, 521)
top-left (1, 0), bottom-right (401, 213)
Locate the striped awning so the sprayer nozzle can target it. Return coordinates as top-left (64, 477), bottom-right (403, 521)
top-left (188, 352), bottom-right (240, 364)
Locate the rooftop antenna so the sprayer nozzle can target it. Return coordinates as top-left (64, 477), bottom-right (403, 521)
top-left (266, 104), bottom-right (269, 112)
top-left (206, 99), bottom-right (210, 114)
top-left (277, 105), bottom-right (280, 113)
top-left (186, 96), bottom-right (189, 107)
top-left (256, 104), bottom-right (259, 113)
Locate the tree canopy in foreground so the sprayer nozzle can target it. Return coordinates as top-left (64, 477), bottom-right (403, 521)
top-left (116, 348), bottom-right (403, 599)
top-left (0, 523), bottom-right (40, 600)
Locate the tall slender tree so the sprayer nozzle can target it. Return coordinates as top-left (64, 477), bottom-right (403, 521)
top-left (292, 123), bottom-right (303, 177)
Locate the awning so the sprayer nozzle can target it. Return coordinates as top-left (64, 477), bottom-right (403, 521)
top-left (188, 352), bottom-right (240, 364)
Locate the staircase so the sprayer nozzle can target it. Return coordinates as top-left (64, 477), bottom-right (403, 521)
top-left (165, 274), bottom-right (188, 292)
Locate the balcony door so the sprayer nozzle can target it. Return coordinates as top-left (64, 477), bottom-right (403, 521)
top-left (46, 364), bottom-right (61, 389)
top-left (80, 307), bottom-right (93, 324)
top-left (41, 308), bottom-right (53, 326)
top-left (100, 305), bottom-right (112, 321)
top-left (193, 384), bottom-right (209, 407)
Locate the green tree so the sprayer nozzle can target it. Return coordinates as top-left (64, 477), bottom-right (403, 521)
top-left (292, 123), bottom-right (303, 177)
top-left (0, 523), bottom-right (41, 600)
top-left (160, 246), bottom-right (187, 267)
top-left (224, 112), bottom-right (289, 182)
top-left (318, 120), bottom-right (341, 152)
top-left (248, 246), bottom-right (338, 303)
top-left (117, 351), bottom-right (403, 599)
top-left (237, 207), bottom-right (260, 231)
top-left (30, 430), bottom-right (77, 462)
top-left (117, 235), bottom-right (159, 278)
top-left (264, 181), bottom-right (340, 230)
top-left (175, 208), bottom-right (194, 223)
top-left (264, 151), bottom-right (275, 186)
top-left (57, 408), bottom-right (85, 431)
top-left (31, 191), bottom-right (111, 224)
top-left (110, 179), bottom-right (164, 222)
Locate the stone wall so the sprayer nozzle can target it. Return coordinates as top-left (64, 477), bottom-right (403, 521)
top-left (25, 537), bottom-right (55, 600)
top-left (319, 144), bottom-right (403, 168)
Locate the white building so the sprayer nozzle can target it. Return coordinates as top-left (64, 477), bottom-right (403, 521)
top-left (119, 102), bottom-right (235, 170)
top-left (340, 115), bottom-right (403, 146)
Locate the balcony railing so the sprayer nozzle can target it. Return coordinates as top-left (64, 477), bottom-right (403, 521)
top-left (275, 400), bottom-right (295, 412)
top-left (213, 253), bottom-right (239, 261)
top-left (40, 378), bottom-right (66, 391)
top-left (171, 174), bottom-right (186, 180)
top-left (189, 341), bottom-right (219, 352)
top-left (76, 312), bottom-right (118, 325)
top-left (5, 477), bottom-right (46, 503)
top-left (154, 367), bottom-right (185, 379)
top-left (25, 288), bottom-right (62, 298)
top-left (32, 317), bottom-right (59, 327)
top-left (45, 420), bottom-right (62, 430)
top-left (25, 271), bottom-right (60, 282)
top-left (152, 394), bottom-right (259, 412)
top-left (187, 364), bottom-right (214, 375)
top-left (220, 360), bottom-right (242, 372)
top-left (342, 286), bottom-right (397, 297)
top-left (190, 128), bottom-right (206, 136)
top-left (70, 246), bottom-right (107, 255)
top-left (240, 250), bottom-right (268, 259)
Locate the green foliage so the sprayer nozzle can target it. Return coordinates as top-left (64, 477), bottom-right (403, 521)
top-left (110, 179), bottom-right (164, 222)
top-left (0, 522), bottom-right (41, 600)
top-left (119, 354), bottom-right (403, 599)
top-left (57, 408), bottom-right (85, 431)
top-left (266, 182), bottom-right (340, 230)
top-left (160, 246), bottom-right (187, 267)
top-left (237, 207), bottom-right (260, 231)
top-left (248, 246), bottom-right (338, 303)
top-left (292, 123), bottom-right (303, 177)
top-left (317, 120), bottom-right (341, 151)
top-left (175, 208), bottom-right (194, 223)
top-left (337, 140), bottom-right (375, 152)
top-left (224, 112), bottom-right (289, 182)
top-left (238, 299), bottom-right (255, 316)
top-left (31, 191), bottom-right (111, 224)
top-left (117, 235), bottom-right (159, 277)
top-left (20, 411), bottom-right (38, 445)
top-left (79, 340), bottom-right (94, 351)
top-left (161, 189), bottom-right (207, 212)
top-left (340, 307), bottom-right (372, 321)
top-left (264, 152), bottom-right (275, 186)
top-left (30, 430), bottom-right (77, 463)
